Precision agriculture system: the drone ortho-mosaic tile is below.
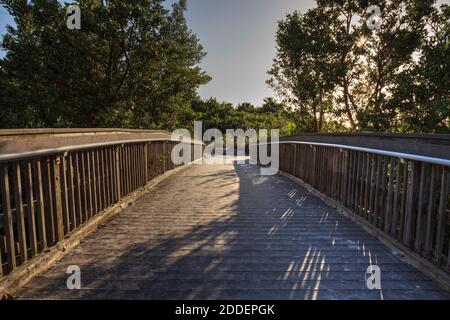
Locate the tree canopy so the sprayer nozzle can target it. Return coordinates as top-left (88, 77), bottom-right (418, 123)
top-left (0, 0), bottom-right (210, 129)
top-left (0, 0), bottom-right (448, 134)
top-left (268, 0), bottom-right (449, 133)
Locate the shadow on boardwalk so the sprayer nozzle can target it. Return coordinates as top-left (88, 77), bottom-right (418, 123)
top-left (17, 161), bottom-right (450, 300)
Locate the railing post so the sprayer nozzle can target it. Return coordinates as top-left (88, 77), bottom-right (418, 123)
top-left (115, 146), bottom-right (122, 199)
top-left (293, 144), bottom-right (297, 176)
top-left (403, 161), bottom-right (415, 245)
top-left (434, 169), bottom-right (448, 264)
top-left (144, 142), bottom-right (149, 182)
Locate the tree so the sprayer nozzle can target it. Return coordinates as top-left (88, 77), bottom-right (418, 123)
top-left (267, 8), bottom-right (340, 132)
top-left (0, 0), bottom-right (210, 129)
top-left (392, 4), bottom-right (450, 132)
top-left (268, 0), bottom-right (448, 132)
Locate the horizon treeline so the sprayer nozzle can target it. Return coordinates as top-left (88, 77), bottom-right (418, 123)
top-left (0, 0), bottom-right (449, 134)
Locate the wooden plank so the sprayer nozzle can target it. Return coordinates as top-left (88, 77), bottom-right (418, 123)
top-left (391, 159), bottom-right (402, 237)
top-left (359, 153), bottom-right (368, 217)
top-left (52, 157), bottom-right (65, 242)
top-left (144, 143), bottom-right (149, 183)
top-left (108, 148), bottom-right (116, 203)
top-left (59, 155), bottom-right (70, 234)
top-left (115, 147), bottom-right (122, 200)
top-left (374, 156), bottom-right (387, 230)
top-left (43, 159), bottom-right (56, 244)
top-left (403, 161), bottom-right (416, 246)
top-left (90, 150), bottom-right (98, 215)
top-left (345, 151), bottom-right (354, 207)
top-left (354, 152), bottom-right (362, 214)
top-left (367, 155), bottom-right (376, 224)
top-left (12, 162), bottom-right (28, 264)
top-left (81, 152), bottom-right (89, 222)
top-left (398, 163), bottom-right (408, 238)
top-left (363, 154), bottom-right (371, 220)
top-left (1, 165), bottom-right (16, 272)
top-left (85, 149), bottom-right (93, 218)
top-left (24, 162), bottom-right (38, 257)
top-left (67, 154), bottom-right (77, 231)
top-left (414, 162), bottom-right (427, 252)
top-left (434, 168), bottom-right (448, 264)
top-left (33, 160), bottom-right (47, 250)
top-left (104, 148), bottom-right (112, 207)
top-left (384, 158), bottom-right (395, 233)
top-left (73, 153), bottom-right (83, 227)
top-left (95, 149), bottom-right (103, 210)
top-left (424, 165), bottom-right (437, 256)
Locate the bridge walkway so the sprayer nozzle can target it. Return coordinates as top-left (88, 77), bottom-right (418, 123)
top-left (16, 161), bottom-right (450, 300)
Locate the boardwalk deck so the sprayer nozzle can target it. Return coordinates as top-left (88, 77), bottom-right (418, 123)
top-left (17, 161), bottom-right (450, 300)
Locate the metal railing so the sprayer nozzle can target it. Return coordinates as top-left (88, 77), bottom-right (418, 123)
top-left (0, 137), bottom-right (202, 278)
top-left (277, 141), bottom-right (450, 273)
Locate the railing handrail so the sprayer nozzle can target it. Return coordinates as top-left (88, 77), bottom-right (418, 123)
top-left (259, 141), bottom-right (450, 167)
top-left (0, 128), bottom-right (174, 137)
top-left (0, 137), bottom-right (203, 163)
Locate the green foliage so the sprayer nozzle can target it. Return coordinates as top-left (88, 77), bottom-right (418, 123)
top-left (0, 0), bottom-right (210, 128)
top-left (0, 0), bottom-right (447, 134)
top-left (268, 0), bottom-right (449, 133)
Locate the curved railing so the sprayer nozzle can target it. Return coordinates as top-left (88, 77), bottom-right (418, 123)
top-left (0, 136), bottom-right (202, 278)
top-left (277, 141), bottom-right (450, 274)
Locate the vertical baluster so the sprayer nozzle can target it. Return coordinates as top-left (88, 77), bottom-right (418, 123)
top-left (391, 159), bottom-right (402, 237)
top-left (67, 154), bottom-right (77, 231)
top-left (363, 154), bottom-right (371, 220)
top-left (90, 150), bottom-right (98, 215)
top-left (24, 162), bottom-right (38, 257)
top-left (43, 159), bottom-right (55, 244)
top-left (144, 142), bottom-right (149, 183)
top-left (1, 164), bottom-right (16, 272)
top-left (424, 165), bottom-right (437, 256)
top-left (414, 162), bottom-right (428, 252)
top-left (398, 163), bottom-right (408, 238)
top-left (12, 162), bottom-right (28, 264)
top-left (378, 157), bottom-right (387, 229)
top-left (59, 155), bottom-right (70, 234)
top-left (103, 148), bottom-right (109, 207)
top-left (34, 160), bottom-right (47, 250)
top-left (384, 158), bottom-right (395, 233)
top-left (115, 146), bottom-right (122, 200)
top-left (403, 161), bottom-right (416, 245)
top-left (52, 157), bottom-right (64, 242)
top-left (85, 150), bottom-right (93, 218)
top-left (434, 168), bottom-right (448, 264)
top-left (95, 150), bottom-right (103, 210)
top-left (73, 153), bottom-right (83, 227)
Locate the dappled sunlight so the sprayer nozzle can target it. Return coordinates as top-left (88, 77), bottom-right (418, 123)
top-left (17, 160), bottom-right (446, 300)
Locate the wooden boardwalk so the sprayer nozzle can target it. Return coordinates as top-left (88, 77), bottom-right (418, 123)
top-left (17, 162), bottom-right (450, 300)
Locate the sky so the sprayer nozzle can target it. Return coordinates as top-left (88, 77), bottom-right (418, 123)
top-left (175, 0), bottom-right (316, 106)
